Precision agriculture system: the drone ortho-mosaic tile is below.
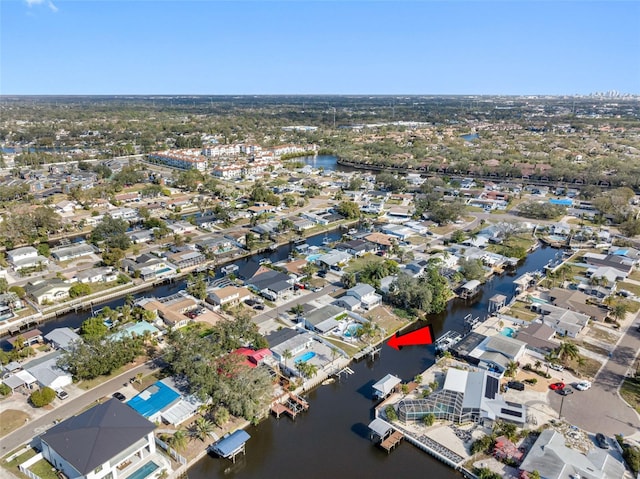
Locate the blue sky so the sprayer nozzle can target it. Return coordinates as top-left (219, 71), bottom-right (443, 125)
top-left (1, 0), bottom-right (639, 95)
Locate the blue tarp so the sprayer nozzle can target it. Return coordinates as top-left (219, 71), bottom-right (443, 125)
top-left (210, 430), bottom-right (251, 457)
top-left (127, 381), bottom-right (180, 418)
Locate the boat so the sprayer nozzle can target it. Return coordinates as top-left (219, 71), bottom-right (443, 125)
top-left (322, 378), bottom-right (336, 386)
top-left (348, 228), bottom-right (358, 236)
top-left (322, 235), bottom-right (331, 245)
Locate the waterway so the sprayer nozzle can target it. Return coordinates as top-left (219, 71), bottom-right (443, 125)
top-left (187, 246), bottom-right (557, 479)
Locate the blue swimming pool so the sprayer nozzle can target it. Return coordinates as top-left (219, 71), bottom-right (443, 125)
top-left (295, 351), bottom-right (316, 363)
top-left (344, 323), bottom-right (362, 338)
top-left (501, 327), bottom-right (516, 338)
top-left (126, 461), bottom-right (159, 479)
top-left (306, 254), bottom-right (322, 263)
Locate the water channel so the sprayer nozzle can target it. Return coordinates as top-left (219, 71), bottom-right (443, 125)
top-left (186, 245), bottom-right (557, 479)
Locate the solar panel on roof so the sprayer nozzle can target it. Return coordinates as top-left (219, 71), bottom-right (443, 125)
top-left (484, 375), bottom-right (499, 399)
top-left (500, 408), bottom-right (522, 417)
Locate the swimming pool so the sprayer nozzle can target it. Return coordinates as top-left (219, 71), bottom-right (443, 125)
top-left (547, 235), bottom-right (566, 242)
top-left (295, 351), bottom-right (316, 363)
top-left (126, 461), bottom-right (159, 479)
top-left (306, 254), bottom-right (322, 263)
top-left (344, 323), bottom-right (362, 338)
top-left (501, 327), bottom-right (516, 338)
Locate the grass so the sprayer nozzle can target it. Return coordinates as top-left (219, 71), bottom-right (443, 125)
top-left (587, 326), bottom-right (618, 344)
top-left (0, 409), bottom-right (30, 437)
top-left (77, 357), bottom-right (146, 391)
top-left (620, 376), bottom-right (640, 414)
top-left (2, 447), bottom-right (37, 474)
top-left (344, 253), bottom-right (385, 273)
top-left (564, 355), bottom-right (602, 380)
top-left (30, 459), bottom-right (59, 479)
top-left (578, 341), bottom-right (610, 357)
top-left (322, 338), bottom-right (361, 357)
top-left (505, 301), bottom-right (539, 321)
top-left (628, 270), bottom-right (640, 282)
top-left (618, 281), bottom-right (640, 297)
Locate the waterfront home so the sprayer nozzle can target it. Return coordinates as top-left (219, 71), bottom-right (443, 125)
top-left (122, 254), bottom-right (178, 281)
top-left (334, 239), bottom-right (374, 257)
top-left (247, 270), bottom-right (293, 301)
top-left (396, 368), bottom-right (527, 426)
top-left (516, 322), bottom-right (558, 355)
top-left (381, 224), bottom-right (414, 240)
top-left (266, 328), bottom-right (315, 364)
top-left (315, 250), bottom-right (352, 271)
top-left (196, 235), bottom-right (235, 255)
top-left (138, 292), bottom-right (197, 330)
top-left (403, 259), bottom-right (431, 277)
top-left (71, 266), bottom-right (117, 284)
top-left (44, 328), bottom-right (81, 351)
top-left (468, 335), bottom-right (527, 375)
top-left (532, 303), bottom-right (590, 338)
top-left (8, 329), bottom-right (43, 349)
top-left (26, 279), bottom-right (71, 305)
top-left (544, 287), bottom-right (608, 322)
top-left (364, 232), bottom-right (395, 251)
top-left (110, 321), bottom-right (160, 341)
top-left (346, 283), bottom-right (382, 311)
top-left (0, 292), bottom-right (23, 321)
top-left (165, 248), bottom-right (206, 269)
top-left (127, 378), bottom-right (201, 426)
top-left (207, 286), bottom-right (252, 308)
top-left (233, 347), bottom-right (273, 369)
top-left (36, 399), bottom-right (168, 479)
top-left (519, 428), bottom-right (625, 479)
top-left (300, 304), bottom-right (344, 334)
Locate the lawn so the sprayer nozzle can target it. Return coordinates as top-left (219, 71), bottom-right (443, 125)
top-left (618, 281), bottom-right (640, 297)
top-left (0, 409), bottom-right (30, 437)
top-left (77, 356), bottom-right (147, 390)
top-left (629, 270), bottom-right (640, 282)
top-left (344, 253), bottom-right (385, 273)
top-left (2, 447), bottom-right (37, 476)
top-left (322, 338), bottom-right (361, 357)
top-left (620, 376), bottom-right (640, 414)
top-left (564, 355), bottom-right (602, 380)
top-left (505, 300), bottom-right (539, 321)
top-left (30, 459), bottom-right (59, 479)
top-left (587, 326), bottom-right (618, 345)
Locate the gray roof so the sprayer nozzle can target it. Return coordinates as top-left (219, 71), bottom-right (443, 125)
top-left (304, 305), bottom-right (344, 327)
top-left (484, 335), bottom-right (526, 359)
top-left (39, 399), bottom-right (156, 475)
top-left (368, 418), bottom-right (393, 438)
top-left (44, 328), bottom-right (81, 350)
top-left (347, 283), bottom-right (376, 298)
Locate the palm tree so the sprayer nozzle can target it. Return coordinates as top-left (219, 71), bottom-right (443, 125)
top-left (191, 417), bottom-right (214, 442)
top-left (282, 349), bottom-right (292, 372)
top-left (289, 304), bottom-right (304, 318)
top-left (170, 429), bottom-right (188, 451)
top-left (611, 302), bottom-right (628, 323)
top-left (534, 360), bottom-right (542, 370)
top-left (342, 271), bottom-right (357, 289)
top-left (505, 361), bottom-right (518, 378)
top-left (544, 351), bottom-right (559, 374)
top-left (556, 341), bottom-right (580, 363)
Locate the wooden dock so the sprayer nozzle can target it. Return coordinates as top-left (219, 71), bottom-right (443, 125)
top-left (270, 393), bottom-right (309, 420)
top-left (380, 430), bottom-right (404, 453)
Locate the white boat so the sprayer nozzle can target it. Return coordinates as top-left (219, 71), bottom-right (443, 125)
top-left (322, 235), bottom-right (331, 245)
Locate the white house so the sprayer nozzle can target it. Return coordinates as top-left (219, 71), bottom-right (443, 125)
top-left (346, 283), bottom-right (382, 310)
top-left (37, 399), bottom-right (166, 479)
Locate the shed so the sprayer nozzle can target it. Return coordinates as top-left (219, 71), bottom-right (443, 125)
top-left (208, 429), bottom-right (251, 462)
top-left (368, 418), bottom-right (394, 443)
top-left (372, 374), bottom-right (402, 400)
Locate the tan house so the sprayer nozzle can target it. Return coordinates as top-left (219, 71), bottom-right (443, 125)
top-left (206, 286), bottom-right (252, 308)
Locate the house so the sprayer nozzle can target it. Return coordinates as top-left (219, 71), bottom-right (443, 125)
top-left (165, 249), bottom-right (206, 269)
top-left (0, 292), bottom-right (23, 321)
top-left (266, 328), bottom-right (315, 363)
top-left (248, 270), bottom-right (293, 300)
top-left (364, 232), bottom-right (395, 250)
top-left (138, 292), bottom-right (197, 329)
top-left (167, 221), bottom-right (196, 235)
top-left (26, 279), bottom-right (71, 305)
top-left (207, 286), bottom-right (252, 308)
top-left (54, 200), bottom-right (78, 214)
top-left (532, 303), bottom-right (590, 338)
top-left (122, 254), bottom-right (178, 281)
top-left (44, 328), bottom-right (81, 351)
top-left (51, 243), bottom-right (98, 262)
top-left (316, 250), bottom-right (352, 271)
top-left (25, 353), bottom-right (73, 391)
top-left (544, 287), bottom-right (609, 321)
top-left (468, 335), bottom-right (527, 375)
top-left (233, 348), bottom-right (273, 368)
top-left (37, 399), bottom-right (166, 479)
top-left (301, 304), bottom-right (344, 334)
top-left (397, 368), bottom-right (527, 426)
top-left (7, 246), bottom-right (49, 270)
top-left (333, 295), bottom-right (361, 311)
top-left (345, 283), bottom-right (382, 310)
top-left (8, 329), bottom-right (43, 349)
top-left (334, 239), bottom-right (373, 257)
top-left (129, 229), bottom-right (154, 244)
top-left (519, 429), bottom-right (625, 479)
top-left (196, 236), bottom-right (235, 255)
top-left (74, 267), bottom-right (118, 284)
top-left (516, 322), bottom-right (558, 355)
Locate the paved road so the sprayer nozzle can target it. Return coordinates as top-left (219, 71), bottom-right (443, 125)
top-left (0, 359), bottom-right (162, 453)
top-left (547, 315), bottom-right (640, 437)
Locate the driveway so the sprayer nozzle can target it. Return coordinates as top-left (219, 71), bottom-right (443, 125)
top-left (547, 316), bottom-right (640, 437)
top-left (0, 359), bottom-right (162, 454)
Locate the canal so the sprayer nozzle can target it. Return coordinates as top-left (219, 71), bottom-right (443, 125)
top-left (187, 246), bottom-right (557, 479)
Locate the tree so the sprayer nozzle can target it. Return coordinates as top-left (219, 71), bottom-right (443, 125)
top-left (611, 302), bottom-right (629, 322)
top-left (423, 412), bottom-right (435, 427)
top-left (8, 285), bottom-right (25, 298)
top-left (458, 257), bottom-right (485, 281)
top-left (335, 201), bottom-right (361, 219)
top-left (213, 407), bottom-right (230, 427)
top-left (191, 417), bottom-right (214, 442)
top-left (289, 304), bottom-right (304, 318)
top-left (69, 283), bottom-right (91, 298)
top-left (187, 274), bottom-right (207, 300)
top-left (170, 429), bottom-right (188, 452)
top-left (80, 316), bottom-right (109, 340)
top-left (385, 405), bottom-right (398, 421)
top-left (342, 271), bottom-right (357, 289)
top-left (556, 341), bottom-right (580, 363)
top-left (245, 232), bottom-right (256, 251)
top-left (0, 278), bottom-right (8, 293)
top-left (30, 387), bottom-right (56, 408)
top-left (505, 361), bottom-right (518, 378)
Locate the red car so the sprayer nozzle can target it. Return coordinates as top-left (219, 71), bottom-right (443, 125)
top-left (549, 382), bottom-right (565, 390)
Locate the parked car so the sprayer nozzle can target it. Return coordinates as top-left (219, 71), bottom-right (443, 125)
top-left (576, 380), bottom-right (592, 391)
top-left (595, 433), bottom-right (610, 449)
top-left (559, 388), bottom-right (574, 396)
top-left (549, 382), bottom-right (565, 390)
top-left (113, 392), bottom-right (126, 401)
top-left (507, 381), bottom-right (525, 391)
top-left (253, 304), bottom-right (265, 310)
top-left (549, 363), bottom-right (564, 372)
top-left (56, 390), bottom-right (69, 400)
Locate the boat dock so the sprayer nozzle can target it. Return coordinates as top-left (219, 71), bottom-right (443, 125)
top-left (434, 331), bottom-right (463, 352)
top-left (353, 344), bottom-right (381, 361)
top-left (270, 393), bottom-right (309, 420)
top-left (380, 430), bottom-right (404, 453)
